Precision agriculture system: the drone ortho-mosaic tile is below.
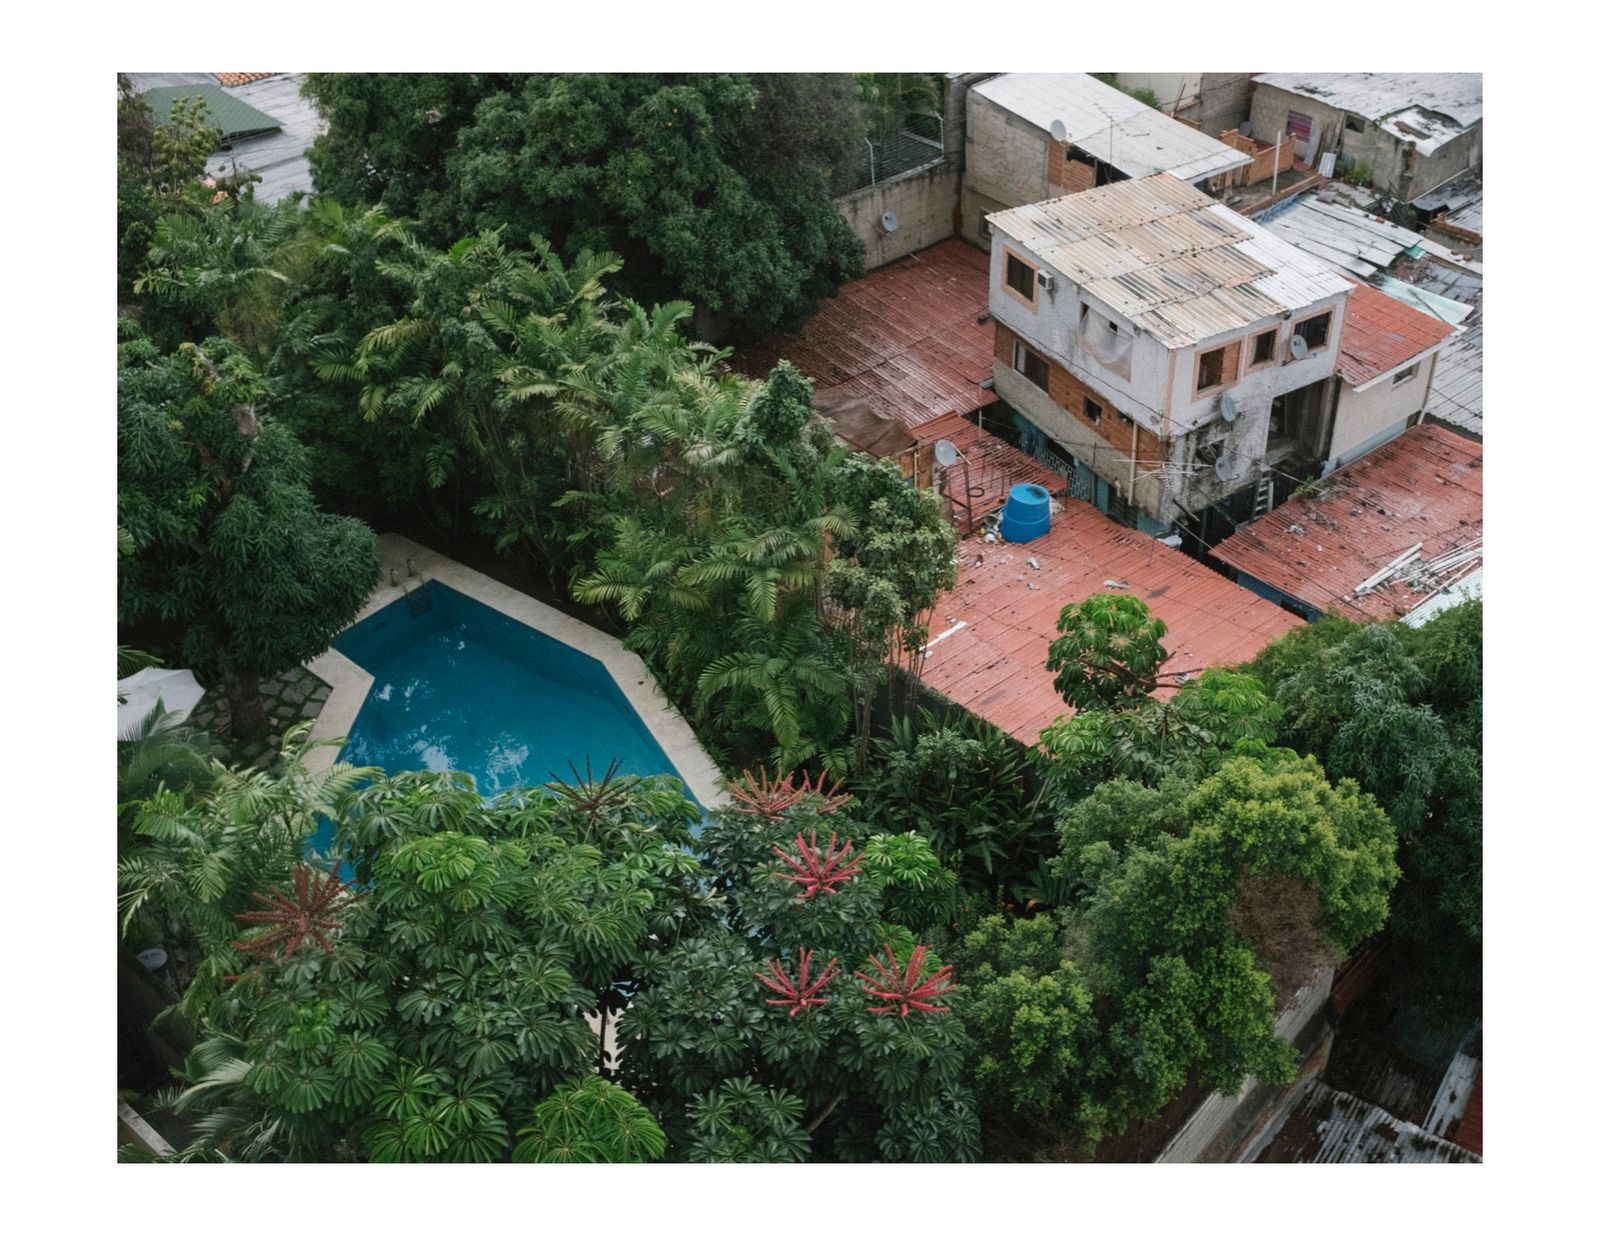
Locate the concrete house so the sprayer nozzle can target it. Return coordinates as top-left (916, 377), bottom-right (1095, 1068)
top-left (961, 74), bottom-right (1251, 248)
top-left (1247, 73), bottom-right (1481, 202)
top-left (985, 174), bottom-right (1353, 534)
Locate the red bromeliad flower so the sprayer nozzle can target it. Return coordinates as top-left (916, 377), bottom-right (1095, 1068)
top-left (729, 767), bottom-right (853, 821)
top-left (854, 944), bottom-right (956, 1017)
top-left (773, 830), bottom-right (864, 900)
top-left (232, 865), bottom-right (363, 960)
top-left (757, 948), bottom-right (841, 1016)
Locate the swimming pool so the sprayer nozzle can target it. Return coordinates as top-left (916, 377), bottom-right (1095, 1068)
top-left (330, 582), bottom-right (697, 801)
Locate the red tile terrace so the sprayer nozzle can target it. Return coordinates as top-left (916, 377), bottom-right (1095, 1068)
top-left (739, 239), bottom-right (1310, 746)
top-left (1210, 424), bottom-right (1483, 622)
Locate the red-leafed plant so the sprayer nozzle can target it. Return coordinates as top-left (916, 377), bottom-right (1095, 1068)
top-left (757, 947), bottom-right (841, 1016)
top-left (773, 830), bottom-right (864, 900)
top-left (854, 944), bottom-right (955, 1017)
top-left (729, 767), bottom-right (853, 820)
top-left (232, 865), bottom-right (363, 960)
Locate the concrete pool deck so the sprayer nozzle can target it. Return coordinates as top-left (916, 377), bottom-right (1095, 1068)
top-left (303, 533), bottom-right (730, 809)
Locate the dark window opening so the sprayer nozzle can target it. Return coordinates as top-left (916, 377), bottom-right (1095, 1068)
top-left (1294, 312), bottom-right (1331, 352)
top-left (1117, 410), bottom-right (1135, 427)
top-left (1014, 342), bottom-right (1050, 390)
top-left (1083, 396), bottom-right (1102, 425)
top-left (1344, 114), bottom-right (1366, 134)
top-left (1197, 347), bottom-right (1226, 391)
top-left (1005, 253), bottom-right (1035, 300)
top-left (1253, 330), bottom-right (1277, 365)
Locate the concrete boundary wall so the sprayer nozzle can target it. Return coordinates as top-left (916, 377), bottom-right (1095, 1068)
top-left (303, 533), bottom-right (728, 808)
top-left (836, 159), bottom-right (961, 271)
top-left (1156, 967), bottom-right (1335, 1163)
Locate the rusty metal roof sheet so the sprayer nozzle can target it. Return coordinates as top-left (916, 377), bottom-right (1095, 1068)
top-left (1337, 282), bottom-right (1457, 388)
top-left (989, 176), bottom-right (1352, 347)
top-left (1250, 1081), bottom-right (1481, 1164)
top-left (921, 502), bottom-right (1303, 746)
top-left (972, 74), bottom-right (1251, 182)
top-left (734, 239), bottom-right (998, 428)
top-left (1210, 423), bottom-right (1482, 621)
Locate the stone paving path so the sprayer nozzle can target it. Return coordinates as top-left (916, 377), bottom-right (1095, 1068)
top-left (186, 665), bottom-right (333, 769)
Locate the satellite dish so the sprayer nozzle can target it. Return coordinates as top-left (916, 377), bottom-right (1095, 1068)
top-left (1219, 392), bottom-right (1240, 424)
top-left (1214, 454), bottom-right (1239, 483)
top-left (880, 210), bottom-right (900, 233)
top-left (1289, 334), bottom-right (1310, 360)
top-left (934, 439), bottom-right (960, 468)
top-left (1238, 120), bottom-right (1253, 139)
top-left (1049, 118), bottom-right (1069, 143)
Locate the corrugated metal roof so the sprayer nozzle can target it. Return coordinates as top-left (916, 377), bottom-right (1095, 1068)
top-left (1253, 72), bottom-right (1482, 133)
top-left (140, 83), bottom-right (282, 143)
top-left (971, 73), bottom-right (1251, 182)
top-left (1260, 196), bottom-right (1424, 280)
top-left (921, 502), bottom-right (1304, 746)
top-left (1250, 1081), bottom-right (1481, 1164)
top-left (1373, 275), bottom-right (1475, 328)
top-left (1402, 565), bottom-right (1482, 627)
top-left (734, 239), bottom-right (998, 428)
top-left (1210, 424), bottom-right (1482, 621)
top-left (989, 175), bottom-right (1352, 347)
top-left (1422, 319), bottom-right (1483, 437)
top-left (1337, 282), bottom-right (1456, 387)
top-left (214, 73), bottom-right (281, 87)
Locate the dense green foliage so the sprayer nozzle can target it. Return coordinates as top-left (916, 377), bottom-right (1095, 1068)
top-left (302, 73), bottom-right (865, 338)
top-left (1047, 593), bottom-right (1179, 709)
top-left (1244, 603), bottom-right (1483, 1005)
top-left (117, 328), bottom-right (378, 737)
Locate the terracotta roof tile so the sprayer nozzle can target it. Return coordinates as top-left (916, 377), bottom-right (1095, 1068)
top-left (1210, 424), bottom-right (1482, 621)
top-left (1337, 282), bottom-right (1456, 387)
top-left (214, 73), bottom-right (281, 87)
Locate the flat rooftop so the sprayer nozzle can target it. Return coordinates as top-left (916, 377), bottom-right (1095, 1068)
top-left (1210, 424), bottom-right (1482, 621)
top-left (972, 74), bottom-right (1251, 183)
top-left (988, 174), bottom-right (1352, 348)
top-left (735, 239), bottom-right (997, 428)
top-left (921, 501), bottom-right (1304, 745)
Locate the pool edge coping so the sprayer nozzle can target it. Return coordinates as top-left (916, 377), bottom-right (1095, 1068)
top-left (302, 533), bottom-right (730, 809)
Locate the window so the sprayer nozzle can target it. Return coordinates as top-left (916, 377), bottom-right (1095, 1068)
top-left (1344, 114), bottom-right (1366, 134)
top-left (978, 214), bottom-right (992, 240)
top-left (1117, 411), bottom-right (1135, 427)
top-left (1197, 347), bottom-right (1226, 391)
top-left (1013, 341), bottom-right (1050, 391)
top-left (1286, 110), bottom-right (1313, 141)
top-left (1252, 329), bottom-right (1277, 366)
top-left (1005, 251), bottom-right (1036, 302)
top-left (1393, 362), bottom-right (1419, 386)
top-left (1083, 396), bottom-right (1102, 425)
top-left (1293, 312), bottom-right (1332, 352)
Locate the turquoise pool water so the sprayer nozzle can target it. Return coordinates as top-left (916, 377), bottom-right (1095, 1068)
top-left (325, 581), bottom-right (694, 806)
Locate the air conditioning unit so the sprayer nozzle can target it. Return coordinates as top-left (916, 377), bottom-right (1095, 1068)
top-left (1037, 270), bottom-right (1056, 294)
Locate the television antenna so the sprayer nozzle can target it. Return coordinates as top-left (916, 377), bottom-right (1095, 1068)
top-left (932, 439), bottom-right (981, 534)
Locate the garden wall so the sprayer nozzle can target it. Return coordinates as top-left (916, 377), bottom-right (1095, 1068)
top-left (835, 159), bottom-right (961, 271)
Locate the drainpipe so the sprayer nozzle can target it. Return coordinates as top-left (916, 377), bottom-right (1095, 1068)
top-left (1130, 422), bottom-right (1140, 501)
top-left (1272, 130), bottom-right (1283, 195)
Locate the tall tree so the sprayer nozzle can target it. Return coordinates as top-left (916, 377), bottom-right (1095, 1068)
top-left (304, 73), bottom-right (865, 340)
top-left (117, 328), bottom-right (379, 740)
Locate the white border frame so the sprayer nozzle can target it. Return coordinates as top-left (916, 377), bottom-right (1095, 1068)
top-left (302, 533), bottom-right (729, 808)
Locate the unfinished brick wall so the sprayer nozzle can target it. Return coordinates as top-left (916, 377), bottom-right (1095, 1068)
top-left (996, 322), bottom-right (1168, 465)
top-left (1218, 129), bottom-right (1296, 187)
top-left (1046, 142), bottom-right (1098, 195)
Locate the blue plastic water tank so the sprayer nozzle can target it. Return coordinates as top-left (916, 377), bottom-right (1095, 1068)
top-left (999, 483), bottom-right (1052, 544)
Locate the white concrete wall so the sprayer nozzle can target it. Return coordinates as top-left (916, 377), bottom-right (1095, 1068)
top-left (835, 161), bottom-right (960, 271)
top-left (1326, 354), bottom-right (1436, 467)
top-left (962, 93), bottom-right (1050, 246)
top-left (988, 224), bottom-right (1169, 426)
top-left (1113, 73), bottom-right (1200, 111)
top-left (1166, 295), bottom-right (1348, 434)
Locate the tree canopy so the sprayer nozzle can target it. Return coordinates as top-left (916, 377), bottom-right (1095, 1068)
top-left (302, 73), bottom-right (866, 339)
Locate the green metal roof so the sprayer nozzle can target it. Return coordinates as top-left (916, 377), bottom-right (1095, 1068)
top-left (139, 84), bottom-right (282, 143)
